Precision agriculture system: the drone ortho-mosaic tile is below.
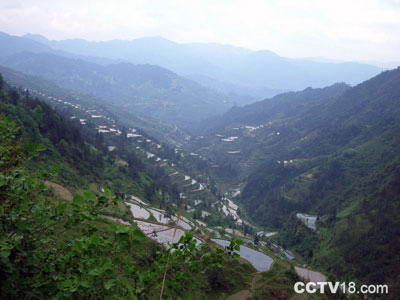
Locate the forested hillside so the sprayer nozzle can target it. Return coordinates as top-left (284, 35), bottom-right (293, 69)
top-left (2, 1), bottom-right (399, 299)
top-left (0, 32), bottom-right (234, 128)
top-left (0, 52), bottom-right (231, 127)
top-left (0, 76), bottom-right (257, 299)
top-left (0, 65), bottom-right (187, 143)
top-left (187, 68), bottom-right (400, 296)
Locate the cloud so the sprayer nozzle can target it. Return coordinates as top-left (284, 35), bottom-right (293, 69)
top-left (0, 0), bottom-right (399, 62)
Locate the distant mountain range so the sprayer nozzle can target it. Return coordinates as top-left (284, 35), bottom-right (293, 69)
top-left (0, 32), bottom-right (235, 127)
top-left (0, 31), bottom-right (392, 129)
top-left (23, 32), bottom-right (382, 92)
top-left (1, 30), bottom-right (399, 297)
top-left (184, 73), bottom-right (285, 104)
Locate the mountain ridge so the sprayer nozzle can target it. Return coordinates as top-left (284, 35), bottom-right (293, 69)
top-left (184, 68), bottom-right (400, 294)
top-left (22, 31), bottom-right (381, 91)
top-left (0, 49), bottom-right (233, 128)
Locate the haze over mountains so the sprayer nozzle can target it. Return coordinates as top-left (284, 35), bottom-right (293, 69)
top-left (0, 31), bottom-right (386, 126)
top-left (2, 0), bottom-right (400, 296)
top-left (23, 33), bottom-right (383, 92)
top-left (1, 25), bottom-right (400, 298)
top-left (0, 33), bottom-right (380, 120)
top-left (0, 32), bottom-right (235, 128)
top-left (0, 51), bottom-right (233, 126)
top-left (0, 30), bottom-right (383, 131)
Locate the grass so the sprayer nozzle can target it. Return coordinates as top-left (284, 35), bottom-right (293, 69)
top-left (252, 260), bottom-right (332, 300)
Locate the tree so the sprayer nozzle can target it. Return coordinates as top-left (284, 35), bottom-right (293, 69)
top-left (10, 90), bottom-right (19, 105)
top-left (254, 234), bottom-right (260, 246)
top-left (0, 115), bottom-right (244, 298)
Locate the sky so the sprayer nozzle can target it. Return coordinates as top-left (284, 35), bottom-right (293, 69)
top-left (1, 0), bottom-right (399, 63)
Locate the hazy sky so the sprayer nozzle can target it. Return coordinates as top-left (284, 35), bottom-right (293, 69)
top-left (1, 0), bottom-right (399, 62)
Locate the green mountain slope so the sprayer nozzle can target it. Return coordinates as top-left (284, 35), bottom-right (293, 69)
top-left (0, 77), bottom-right (256, 299)
top-left (0, 68), bottom-right (258, 234)
top-left (187, 68), bottom-right (400, 297)
top-left (0, 32), bottom-right (234, 127)
top-left (0, 65), bottom-right (187, 143)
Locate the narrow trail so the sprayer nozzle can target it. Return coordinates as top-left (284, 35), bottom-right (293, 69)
top-left (44, 180), bottom-right (73, 201)
top-left (226, 272), bottom-right (261, 300)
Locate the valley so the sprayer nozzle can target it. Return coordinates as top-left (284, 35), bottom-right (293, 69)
top-left (182, 69), bottom-right (400, 297)
top-left (0, 28), bottom-right (399, 299)
top-left (0, 72), bottom-right (333, 298)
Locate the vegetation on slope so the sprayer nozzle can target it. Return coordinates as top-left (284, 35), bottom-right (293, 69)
top-left (0, 45), bottom-right (233, 127)
top-left (189, 68), bottom-right (400, 297)
top-left (0, 78), bottom-right (253, 299)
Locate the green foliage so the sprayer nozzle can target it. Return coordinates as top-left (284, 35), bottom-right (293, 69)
top-left (276, 215), bottom-right (320, 259)
top-left (252, 261), bottom-right (301, 299)
top-left (146, 233), bottom-right (244, 298)
top-left (189, 68), bottom-right (400, 297)
top-left (0, 120), bottom-right (141, 297)
top-left (0, 90), bottom-right (251, 298)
